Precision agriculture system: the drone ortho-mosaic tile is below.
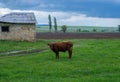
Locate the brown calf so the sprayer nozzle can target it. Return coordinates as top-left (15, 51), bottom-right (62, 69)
top-left (48, 41), bottom-right (73, 59)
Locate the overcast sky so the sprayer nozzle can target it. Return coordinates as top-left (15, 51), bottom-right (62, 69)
top-left (0, 0), bottom-right (120, 27)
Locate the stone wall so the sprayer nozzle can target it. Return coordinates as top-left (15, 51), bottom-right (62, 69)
top-left (0, 23), bottom-right (36, 41)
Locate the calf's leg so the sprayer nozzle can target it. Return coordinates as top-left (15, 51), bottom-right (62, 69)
top-left (55, 52), bottom-right (59, 59)
top-left (68, 48), bottom-right (72, 59)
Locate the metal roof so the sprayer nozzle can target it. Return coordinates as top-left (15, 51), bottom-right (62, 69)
top-left (0, 12), bottom-right (37, 24)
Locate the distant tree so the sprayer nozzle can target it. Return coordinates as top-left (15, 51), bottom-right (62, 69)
top-left (93, 29), bottom-right (97, 32)
top-left (54, 17), bottom-right (57, 32)
top-left (61, 25), bottom-right (67, 33)
top-left (48, 14), bottom-right (52, 32)
top-left (118, 25), bottom-right (120, 32)
top-left (77, 28), bottom-right (81, 32)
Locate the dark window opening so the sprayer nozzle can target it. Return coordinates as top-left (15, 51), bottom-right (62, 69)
top-left (1, 26), bottom-right (9, 32)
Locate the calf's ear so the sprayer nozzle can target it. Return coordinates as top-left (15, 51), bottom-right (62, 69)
top-left (48, 43), bottom-right (50, 46)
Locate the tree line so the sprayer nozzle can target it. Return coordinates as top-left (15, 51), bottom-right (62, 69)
top-left (48, 14), bottom-right (67, 33)
top-left (49, 15), bottom-right (120, 33)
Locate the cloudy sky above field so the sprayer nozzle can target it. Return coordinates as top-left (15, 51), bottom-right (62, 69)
top-left (0, 0), bottom-right (120, 27)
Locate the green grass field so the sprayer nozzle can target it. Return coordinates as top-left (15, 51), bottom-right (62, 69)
top-left (0, 39), bottom-right (120, 82)
top-left (36, 25), bottom-right (118, 32)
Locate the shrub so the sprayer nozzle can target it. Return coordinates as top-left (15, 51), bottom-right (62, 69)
top-left (118, 25), bottom-right (120, 32)
top-left (61, 25), bottom-right (67, 33)
top-left (77, 28), bottom-right (81, 32)
top-left (93, 29), bottom-right (97, 32)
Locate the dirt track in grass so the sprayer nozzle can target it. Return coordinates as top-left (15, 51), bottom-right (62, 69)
top-left (0, 48), bottom-right (48, 58)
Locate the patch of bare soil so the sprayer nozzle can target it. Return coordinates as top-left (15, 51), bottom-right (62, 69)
top-left (36, 32), bottom-right (120, 39)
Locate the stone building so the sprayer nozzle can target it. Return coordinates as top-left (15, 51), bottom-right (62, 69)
top-left (0, 12), bottom-right (36, 41)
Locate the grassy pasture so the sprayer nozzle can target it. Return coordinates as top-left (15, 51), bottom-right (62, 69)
top-left (36, 25), bottom-right (118, 33)
top-left (0, 39), bottom-right (120, 82)
top-left (0, 40), bottom-right (48, 53)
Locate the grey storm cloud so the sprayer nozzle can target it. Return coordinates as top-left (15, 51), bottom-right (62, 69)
top-left (0, 0), bottom-right (120, 18)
